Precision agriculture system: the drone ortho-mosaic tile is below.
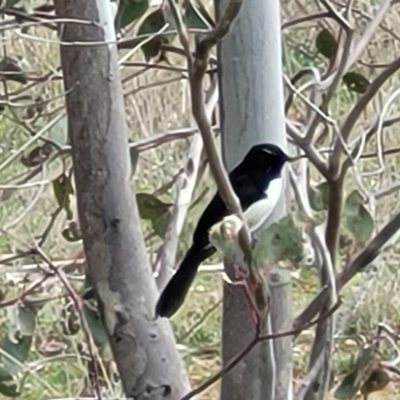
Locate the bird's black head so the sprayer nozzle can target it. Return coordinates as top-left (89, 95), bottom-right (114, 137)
top-left (242, 143), bottom-right (290, 176)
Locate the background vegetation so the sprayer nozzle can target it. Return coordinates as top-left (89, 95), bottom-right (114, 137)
top-left (0, 0), bottom-right (400, 399)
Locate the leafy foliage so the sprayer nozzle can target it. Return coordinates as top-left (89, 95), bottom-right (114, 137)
top-left (0, 0), bottom-right (22, 11)
top-left (0, 56), bottom-right (28, 84)
top-left (342, 72), bottom-right (371, 94)
top-left (136, 192), bottom-right (172, 238)
top-left (342, 190), bottom-right (374, 246)
top-left (20, 143), bottom-right (54, 168)
top-left (115, 0), bottom-right (150, 31)
top-left (82, 276), bottom-right (108, 351)
top-left (0, 305), bottom-right (36, 397)
top-left (52, 173), bottom-right (74, 220)
top-left (183, 0), bottom-right (214, 30)
top-left (1, 0), bottom-right (400, 398)
top-left (309, 181), bottom-right (330, 211)
top-left (334, 345), bottom-right (390, 399)
top-left (315, 28), bottom-right (337, 59)
top-left (308, 183), bottom-right (374, 248)
top-left (129, 146), bottom-right (139, 176)
top-left (136, 8), bottom-right (176, 61)
top-left (62, 221), bottom-right (82, 242)
top-left (253, 214), bottom-right (304, 268)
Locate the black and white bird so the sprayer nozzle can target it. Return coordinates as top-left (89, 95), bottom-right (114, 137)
top-left (155, 143), bottom-right (290, 318)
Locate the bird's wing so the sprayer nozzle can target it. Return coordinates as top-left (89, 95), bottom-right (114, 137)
top-left (229, 167), bottom-right (269, 209)
top-left (192, 163), bottom-right (266, 245)
top-left (192, 193), bottom-right (228, 246)
top-left (191, 163), bottom-right (283, 245)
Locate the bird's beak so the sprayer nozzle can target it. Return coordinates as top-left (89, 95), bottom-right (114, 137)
top-left (286, 154), bottom-right (305, 162)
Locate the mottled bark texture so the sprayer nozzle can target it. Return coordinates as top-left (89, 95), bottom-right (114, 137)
top-left (53, 1), bottom-right (190, 399)
top-left (215, 0), bottom-right (292, 398)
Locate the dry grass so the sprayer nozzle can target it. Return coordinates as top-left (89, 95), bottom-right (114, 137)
top-left (0, 0), bottom-right (400, 399)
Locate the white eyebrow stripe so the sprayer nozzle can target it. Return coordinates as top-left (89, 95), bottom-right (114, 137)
top-left (262, 148), bottom-right (273, 155)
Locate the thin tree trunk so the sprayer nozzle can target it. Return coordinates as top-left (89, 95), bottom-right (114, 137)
top-left (215, 0), bottom-right (292, 399)
top-left (53, 1), bottom-right (190, 399)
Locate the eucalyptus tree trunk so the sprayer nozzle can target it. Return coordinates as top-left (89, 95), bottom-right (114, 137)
top-left (215, 0), bottom-right (292, 399)
top-left (53, 1), bottom-right (190, 399)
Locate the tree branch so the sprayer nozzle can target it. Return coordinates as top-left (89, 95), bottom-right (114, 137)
top-left (167, 0), bottom-right (253, 260)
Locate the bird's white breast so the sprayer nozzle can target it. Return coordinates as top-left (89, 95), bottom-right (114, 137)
top-left (244, 176), bottom-right (284, 233)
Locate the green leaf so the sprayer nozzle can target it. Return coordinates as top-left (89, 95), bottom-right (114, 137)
top-left (361, 367), bottom-right (390, 395)
top-left (252, 214), bottom-right (303, 268)
top-left (315, 28), bottom-right (337, 59)
top-left (0, 304), bottom-right (35, 393)
top-left (0, 368), bottom-right (12, 382)
top-left (333, 370), bottom-right (359, 399)
top-left (0, 379), bottom-right (20, 397)
top-left (83, 304), bottom-right (108, 350)
top-left (343, 190), bottom-right (374, 246)
top-left (61, 221), bottom-right (82, 242)
top-left (136, 193), bottom-right (172, 238)
top-left (12, 6), bottom-right (31, 33)
top-left (209, 214), bottom-right (303, 269)
top-left (136, 193), bottom-right (172, 220)
top-left (308, 181), bottom-right (329, 211)
top-left (82, 275), bottom-right (108, 351)
top-left (52, 173), bottom-right (74, 220)
top-left (183, 0), bottom-right (214, 30)
top-left (334, 345), bottom-right (376, 399)
top-left (152, 210), bottom-right (171, 238)
top-left (0, 56), bottom-right (28, 84)
top-left (6, 305), bottom-right (35, 345)
top-left (0, 0), bottom-right (22, 11)
top-left (137, 8), bottom-right (175, 61)
top-left (20, 143), bottom-right (54, 168)
top-left (129, 146), bottom-right (139, 177)
top-left (115, 0), bottom-right (149, 31)
top-left (343, 71), bottom-right (370, 94)
top-left (47, 114), bottom-right (68, 145)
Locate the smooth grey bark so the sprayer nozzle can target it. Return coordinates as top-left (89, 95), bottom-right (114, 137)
top-left (53, 1), bottom-right (190, 399)
top-left (215, 0), bottom-right (292, 399)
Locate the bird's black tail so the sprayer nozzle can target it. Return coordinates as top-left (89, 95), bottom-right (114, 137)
top-left (156, 244), bottom-right (215, 318)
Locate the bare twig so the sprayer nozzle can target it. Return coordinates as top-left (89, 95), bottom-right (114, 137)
top-left (180, 335), bottom-right (259, 400)
top-left (295, 209), bottom-right (400, 326)
top-left (178, 299), bottom-right (222, 342)
top-left (167, 0), bottom-right (192, 59)
top-left (337, 56), bottom-right (400, 175)
top-left (0, 112), bottom-right (65, 173)
top-left (293, 286), bottom-right (329, 331)
top-left (339, 112), bottom-right (400, 173)
top-left (294, 350), bottom-right (327, 400)
top-left (35, 247), bottom-right (102, 400)
top-left (304, 222), bottom-right (338, 397)
top-left (282, 11), bottom-right (330, 30)
top-left (156, 76), bottom-right (219, 288)
top-left (180, 300), bottom-right (340, 400)
top-left (167, 0), bottom-right (253, 262)
top-left (0, 273), bottom-right (51, 308)
top-left (286, 120), bottom-right (329, 180)
top-left (36, 207), bottom-right (62, 247)
top-left (196, 0), bottom-right (241, 48)
top-left (337, 210), bottom-right (400, 290)
top-left (320, 0), bottom-right (352, 30)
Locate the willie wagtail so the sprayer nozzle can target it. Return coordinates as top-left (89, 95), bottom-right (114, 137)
top-left (155, 143), bottom-right (290, 318)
